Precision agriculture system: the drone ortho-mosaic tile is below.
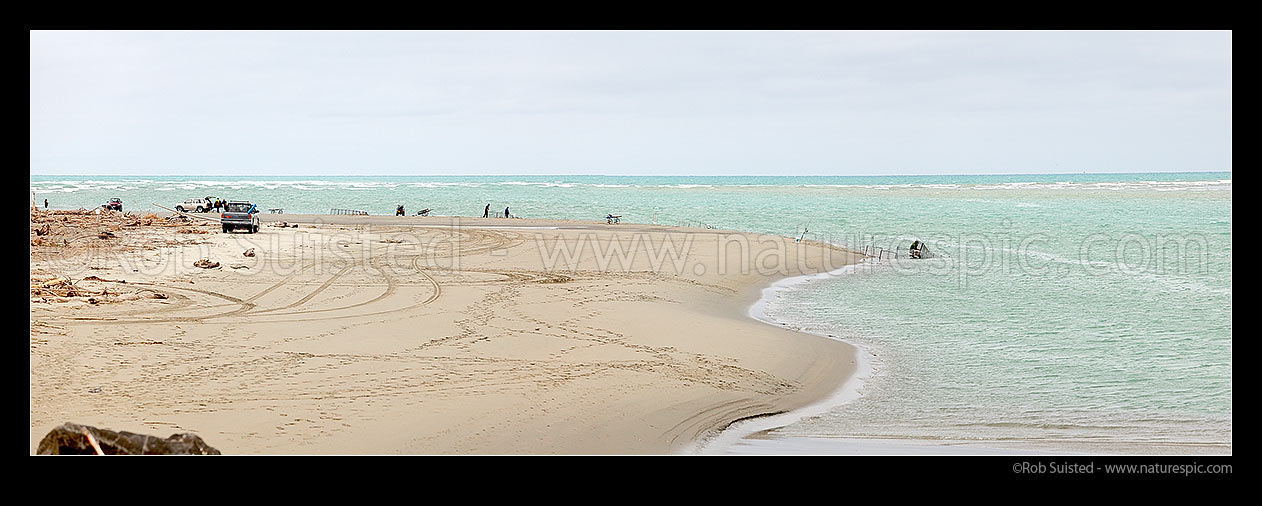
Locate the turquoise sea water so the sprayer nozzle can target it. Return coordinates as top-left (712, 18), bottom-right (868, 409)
top-left (29, 172), bottom-right (1232, 453)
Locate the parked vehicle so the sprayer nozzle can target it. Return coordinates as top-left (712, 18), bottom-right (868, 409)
top-left (909, 240), bottom-right (933, 259)
top-left (175, 198), bottom-right (211, 213)
top-left (221, 201), bottom-right (260, 233)
top-left (104, 198), bottom-right (123, 212)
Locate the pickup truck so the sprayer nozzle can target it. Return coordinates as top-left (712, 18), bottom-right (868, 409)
top-left (104, 198), bottom-right (123, 212)
top-left (221, 201), bottom-right (260, 233)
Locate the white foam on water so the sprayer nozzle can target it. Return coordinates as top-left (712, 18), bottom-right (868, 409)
top-left (464, 225), bottom-right (560, 230)
top-left (721, 436), bottom-right (1058, 455)
top-left (498, 181), bottom-right (576, 188)
top-left (405, 182), bottom-right (488, 188)
top-left (683, 261), bottom-right (879, 455)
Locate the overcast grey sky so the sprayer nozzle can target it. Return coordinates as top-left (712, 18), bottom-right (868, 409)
top-left (29, 30), bottom-right (1231, 176)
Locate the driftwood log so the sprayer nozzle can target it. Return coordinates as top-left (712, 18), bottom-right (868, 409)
top-left (36, 422), bottom-right (221, 455)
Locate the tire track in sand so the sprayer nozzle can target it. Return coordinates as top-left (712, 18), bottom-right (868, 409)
top-left (245, 253), bottom-right (401, 318)
top-left (248, 264), bottom-right (352, 315)
top-left (204, 253), bottom-right (442, 324)
top-left (55, 282), bottom-right (256, 324)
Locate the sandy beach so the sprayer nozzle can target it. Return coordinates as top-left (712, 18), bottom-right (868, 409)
top-left (30, 210), bottom-right (862, 454)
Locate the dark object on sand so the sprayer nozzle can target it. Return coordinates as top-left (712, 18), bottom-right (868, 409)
top-left (36, 422), bottom-right (221, 455)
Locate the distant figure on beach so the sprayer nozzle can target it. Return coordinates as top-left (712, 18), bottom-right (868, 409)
top-left (484, 204), bottom-right (490, 218)
top-left (44, 199), bottom-right (48, 210)
top-left (504, 207), bottom-right (510, 218)
top-left (397, 205), bottom-right (405, 216)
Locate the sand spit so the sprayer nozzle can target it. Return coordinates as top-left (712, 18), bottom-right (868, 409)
top-left (31, 211), bottom-right (862, 454)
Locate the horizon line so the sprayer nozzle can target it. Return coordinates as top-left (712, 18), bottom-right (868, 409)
top-left (27, 169), bottom-right (1233, 178)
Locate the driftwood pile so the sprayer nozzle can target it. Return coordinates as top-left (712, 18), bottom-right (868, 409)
top-left (30, 275), bottom-right (168, 304)
top-left (30, 277), bottom-right (114, 302)
top-left (29, 207), bottom-right (212, 248)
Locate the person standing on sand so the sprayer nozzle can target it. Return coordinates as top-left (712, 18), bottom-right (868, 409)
top-left (504, 207), bottom-right (510, 218)
top-left (44, 199), bottom-right (48, 210)
top-left (484, 204), bottom-right (490, 218)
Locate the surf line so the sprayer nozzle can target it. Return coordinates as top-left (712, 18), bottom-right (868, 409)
top-left (684, 260), bottom-right (879, 455)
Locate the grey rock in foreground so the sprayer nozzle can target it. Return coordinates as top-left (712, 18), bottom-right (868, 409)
top-left (37, 422), bottom-right (221, 455)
